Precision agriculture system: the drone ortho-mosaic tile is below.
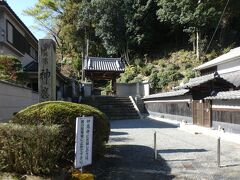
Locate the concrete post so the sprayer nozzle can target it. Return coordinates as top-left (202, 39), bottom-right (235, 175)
top-left (154, 131), bottom-right (157, 159)
top-left (217, 137), bottom-right (221, 167)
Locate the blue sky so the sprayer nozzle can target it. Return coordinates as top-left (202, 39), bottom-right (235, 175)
top-left (6, 0), bottom-right (46, 40)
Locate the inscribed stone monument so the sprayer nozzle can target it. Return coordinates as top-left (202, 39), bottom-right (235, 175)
top-left (38, 39), bottom-right (56, 102)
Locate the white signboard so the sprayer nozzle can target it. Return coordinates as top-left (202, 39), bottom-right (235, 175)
top-left (75, 116), bottom-right (93, 169)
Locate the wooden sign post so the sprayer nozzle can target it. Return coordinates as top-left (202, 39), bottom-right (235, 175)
top-left (38, 39), bottom-right (56, 102)
top-left (75, 116), bottom-right (94, 172)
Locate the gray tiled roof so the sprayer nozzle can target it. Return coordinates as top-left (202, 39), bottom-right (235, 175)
top-left (84, 57), bottom-right (125, 72)
top-left (220, 71), bottom-right (240, 87)
top-left (174, 73), bottom-right (219, 90)
top-left (205, 90), bottom-right (240, 100)
top-left (143, 89), bottom-right (189, 99)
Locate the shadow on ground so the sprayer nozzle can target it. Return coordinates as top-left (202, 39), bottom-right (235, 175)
top-left (92, 145), bottom-right (174, 180)
top-left (158, 148), bottom-right (207, 154)
top-left (111, 119), bottom-right (177, 129)
top-left (111, 131), bottom-right (129, 136)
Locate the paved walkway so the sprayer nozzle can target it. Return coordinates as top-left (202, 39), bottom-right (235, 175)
top-left (93, 119), bottom-right (240, 180)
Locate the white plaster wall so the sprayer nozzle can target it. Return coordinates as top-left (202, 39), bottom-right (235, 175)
top-left (116, 83), bottom-right (136, 97)
top-left (0, 81), bottom-right (39, 122)
top-left (217, 58), bottom-right (240, 74)
top-left (212, 99), bottom-right (240, 111)
top-left (0, 45), bottom-right (21, 58)
top-left (142, 81), bottom-right (150, 96)
top-left (212, 99), bottom-right (240, 107)
top-left (83, 83), bottom-right (92, 97)
top-left (116, 82), bottom-right (150, 97)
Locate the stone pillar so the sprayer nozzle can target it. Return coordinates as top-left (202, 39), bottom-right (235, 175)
top-left (38, 39), bottom-right (56, 102)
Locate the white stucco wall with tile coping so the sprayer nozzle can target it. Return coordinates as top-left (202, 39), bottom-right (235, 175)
top-left (0, 80), bottom-right (39, 122)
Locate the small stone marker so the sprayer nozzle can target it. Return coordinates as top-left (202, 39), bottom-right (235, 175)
top-left (38, 39), bottom-right (56, 102)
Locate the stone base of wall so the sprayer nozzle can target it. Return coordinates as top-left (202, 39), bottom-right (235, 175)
top-left (148, 111), bottom-right (193, 124)
top-left (212, 121), bottom-right (240, 134)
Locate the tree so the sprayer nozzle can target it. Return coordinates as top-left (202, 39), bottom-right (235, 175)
top-left (24, 0), bottom-right (64, 46)
top-left (0, 55), bottom-right (22, 81)
top-left (217, 0), bottom-right (240, 47)
top-left (25, 0), bottom-right (87, 78)
top-left (25, 0), bottom-right (105, 79)
top-left (156, 0), bottom-right (221, 58)
top-left (92, 0), bottom-right (159, 62)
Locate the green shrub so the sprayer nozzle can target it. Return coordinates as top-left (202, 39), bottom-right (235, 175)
top-left (11, 101), bottom-right (110, 169)
top-left (118, 65), bottom-right (140, 83)
top-left (0, 123), bottom-right (65, 175)
top-left (0, 55), bottom-right (22, 81)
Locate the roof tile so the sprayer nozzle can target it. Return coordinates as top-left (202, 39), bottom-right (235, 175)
top-left (205, 90), bottom-right (240, 100)
top-left (84, 57), bottom-right (125, 72)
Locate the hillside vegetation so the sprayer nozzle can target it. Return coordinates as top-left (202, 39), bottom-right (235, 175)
top-left (25, 0), bottom-right (240, 90)
top-left (118, 47), bottom-right (232, 92)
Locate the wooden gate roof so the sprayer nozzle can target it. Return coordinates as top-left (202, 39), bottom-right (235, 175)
top-left (84, 57), bottom-right (125, 72)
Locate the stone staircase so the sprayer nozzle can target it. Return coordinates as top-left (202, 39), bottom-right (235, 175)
top-left (82, 96), bottom-right (140, 120)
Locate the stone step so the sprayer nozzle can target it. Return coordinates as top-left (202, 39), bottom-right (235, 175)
top-left (99, 109), bottom-right (137, 113)
top-left (105, 112), bottom-right (139, 116)
top-left (98, 105), bottom-right (135, 108)
top-left (82, 96), bottom-right (140, 120)
top-left (109, 116), bottom-right (140, 120)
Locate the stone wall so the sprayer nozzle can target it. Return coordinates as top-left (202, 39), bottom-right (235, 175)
top-left (0, 81), bottom-right (39, 122)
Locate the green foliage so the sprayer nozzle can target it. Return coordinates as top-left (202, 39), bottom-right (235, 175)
top-left (11, 101), bottom-right (110, 172)
top-left (0, 55), bottom-right (22, 81)
top-left (26, 0), bottom-right (240, 72)
top-left (118, 65), bottom-right (141, 83)
top-left (156, 0), bottom-right (220, 32)
top-left (118, 50), bottom-right (203, 91)
top-left (141, 63), bottom-right (155, 76)
top-left (0, 123), bottom-right (64, 175)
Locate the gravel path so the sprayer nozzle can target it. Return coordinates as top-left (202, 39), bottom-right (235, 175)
top-left (93, 119), bottom-right (240, 180)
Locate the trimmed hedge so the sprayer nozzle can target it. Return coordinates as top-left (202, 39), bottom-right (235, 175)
top-left (0, 123), bottom-right (65, 174)
top-left (7, 101), bottom-right (110, 174)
